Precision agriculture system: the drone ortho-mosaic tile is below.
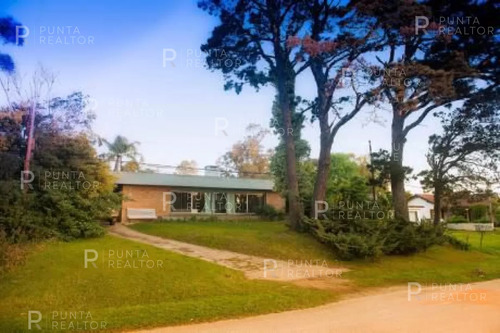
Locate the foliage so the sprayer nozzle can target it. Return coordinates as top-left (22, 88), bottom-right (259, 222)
top-left (100, 135), bottom-right (142, 172)
top-left (254, 204), bottom-right (284, 221)
top-left (469, 204), bottom-right (489, 221)
top-left (444, 234), bottom-right (471, 251)
top-left (0, 16), bottom-right (24, 72)
top-left (217, 124), bottom-right (272, 178)
top-left (175, 160), bottom-right (198, 175)
top-left (305, 217), bottom-right (446, 260)
top-left (0, 93), bottom-right (121, 243)
top-left (446, 215), bottom-right (469, 224)
top-left (326, 154), bottom-right (370, 204)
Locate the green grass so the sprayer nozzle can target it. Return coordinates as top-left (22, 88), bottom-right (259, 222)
top-left (131, 221), bottom-right (500, 289)
top-left (130, 220), bottom-right (336, 264)
top-left (0, 236), bottom-right (336, 332)
top-left (449, 229), bottom-right (500, 255)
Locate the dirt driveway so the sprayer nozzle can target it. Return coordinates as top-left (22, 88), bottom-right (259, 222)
top-left (137, 279), bottom-right (500, 333)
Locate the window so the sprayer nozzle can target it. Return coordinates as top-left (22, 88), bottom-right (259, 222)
top-left (171, 192), bottom-right (206, 212)
top-left (214, 192), bottom-right (227, 213)
top-left (248, 193), bottom-right (264, 213)
top-left (235, 194), bottom-right (248, 213)
top-left (171, 192), bottom-right (191, 212)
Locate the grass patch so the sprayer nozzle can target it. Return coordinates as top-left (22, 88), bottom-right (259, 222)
top-left (0, 235), bottom-right (335, 332)
top-left (130, 220), bottom-right (336, 264)
top-left (131, 222), bottom-right (500, 289)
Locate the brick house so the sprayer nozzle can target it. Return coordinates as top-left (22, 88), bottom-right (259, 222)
top-left (115, 172), bottom-right (285, 223)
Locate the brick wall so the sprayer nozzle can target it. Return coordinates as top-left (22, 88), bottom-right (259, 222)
top-left (120, 185), bottom-right (172, 222)
top-left (266, 192), bottom-right (285, 211)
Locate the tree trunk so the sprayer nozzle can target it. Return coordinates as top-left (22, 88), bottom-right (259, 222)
top-left (274, 61), bottom-right (302, 229)
top-left (433, 183), bottom-right (442, 225)
top-left (114, 156), bottom-right (121, 172)
top-left (391, 112), bottom-right (409, 221)
top-left (311, 118), bottom-right (333, 218)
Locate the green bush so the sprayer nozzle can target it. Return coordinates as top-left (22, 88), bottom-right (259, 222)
top-left (304, 218), bottom-right (445, 260)
top-left (446, 215), bottom-right (469, 223)
top-left (469, 204), bottom-right (488, 221)
top-left (255, 204), bottom-right (285, 221)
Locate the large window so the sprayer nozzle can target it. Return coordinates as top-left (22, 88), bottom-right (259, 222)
top-left (171, 192), bottom-right (205, 212)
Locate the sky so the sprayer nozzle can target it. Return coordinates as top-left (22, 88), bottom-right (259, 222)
top-left (0, 0), bottom-right (447, 193)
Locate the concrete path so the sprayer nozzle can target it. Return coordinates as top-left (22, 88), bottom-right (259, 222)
top-left (136, 279), bottom-right (500, 333)
top-left (109, 224), bottom-right (348, 283)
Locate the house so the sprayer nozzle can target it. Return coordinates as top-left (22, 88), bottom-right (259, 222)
top-left (114, 172), bottom-right (285, 223)
top-left (407, 194), bottom-right (439, 222)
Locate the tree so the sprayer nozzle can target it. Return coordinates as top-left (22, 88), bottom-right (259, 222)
top-left (175, 160), bottom-right (199, 175)
top-left (326, 153), bottom-right (370, 204)
top-left (122, 161), bottom-right (140, 172)
top-left (0, 92), bottom-right (120, 242)
top-left (269, 95), bottom-right (314, 212)
top-left (420, 89), bottom-right (500, 224)
top-left (353, 0), bottom-right (499, 220)
top-left (0, 16), bottom-right (24, 73)
top-left (101, 135), bottom-right (141, 172)
top-left (286, 1), bottom-right (382, 218)
top-left (217, 124), bottom-right (271, 178)
top-left (199, 0), bottom-right (311, 229)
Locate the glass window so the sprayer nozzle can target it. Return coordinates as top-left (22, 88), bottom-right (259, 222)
top-left (235, 194), bottom-right (248, 213)
top-left (214, 192), bottom-right (227, 213)
top-left (171, 192), bottom-right (191, 212)
top-left (248, 193), bottom-right (264, 213)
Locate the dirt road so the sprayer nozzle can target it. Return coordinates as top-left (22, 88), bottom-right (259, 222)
top-left (137, 279), bottom-right (500, 333)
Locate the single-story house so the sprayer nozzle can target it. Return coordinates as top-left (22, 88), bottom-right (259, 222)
top-left (407, 194), bottom-right (440, 222)
top-left (114, 172), bottom-right (285, 223)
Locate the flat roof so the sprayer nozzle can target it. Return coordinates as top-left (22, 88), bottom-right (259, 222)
top-left (114, 172), bottom-right (274, 191)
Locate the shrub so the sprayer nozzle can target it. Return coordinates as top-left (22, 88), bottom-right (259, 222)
top-left (469, 204), bottom-right (488, 221)
top-left (255, 204), bottom-right (285, 221)
top-left (446, 215), bottom-right (469, 223)
top-left (444, 234), bottom-right (471, 251)
top-left (305, 218), bottom-right (446, 260)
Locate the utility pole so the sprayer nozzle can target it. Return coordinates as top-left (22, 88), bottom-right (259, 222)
top-left (369, 140), bottom-right (376, 201)
top-left (23, 101), bottom-right (35, 192)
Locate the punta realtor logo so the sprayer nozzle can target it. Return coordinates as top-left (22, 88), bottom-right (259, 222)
top-left (27, 311), bottom-right (106, 330)
top-left (84, 249), bottom-right (164, 269)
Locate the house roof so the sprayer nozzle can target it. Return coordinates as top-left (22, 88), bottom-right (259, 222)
top-left (114, 172), bottom-right (274, 191)
top-left (409, 194), bottom-right (434, 204)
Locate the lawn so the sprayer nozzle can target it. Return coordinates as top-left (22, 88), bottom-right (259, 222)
top-left (130, 220), bottom-right (336, 264)
top-left (0, 235), bottom-right (336, 332)
top-left (131, 221), bottom-right (500, 288)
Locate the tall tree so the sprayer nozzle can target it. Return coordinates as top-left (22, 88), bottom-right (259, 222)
top-left (269, 96), bottom-right (313, 213)
top-left (218, 124), bottom-right (272, 178)
top-left (101, 135), bottom-right (141, 172)
top-left (354, 0), bottom-right (499, 220)
top-left (420, 88), bottom-right (500, 224)
top-left (175, 160), bottom-right (199, 175)
top-left (286, 0), bottom-right (381, 218)
top-left (199, 0), bottom-right (311, 229)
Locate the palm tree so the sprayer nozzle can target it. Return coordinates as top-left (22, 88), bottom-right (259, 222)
top-left (101, 135), bottom-right (141, 172)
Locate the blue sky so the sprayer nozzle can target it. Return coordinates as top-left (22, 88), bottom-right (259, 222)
top-left (0, 0), bottom-right (445, 192)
